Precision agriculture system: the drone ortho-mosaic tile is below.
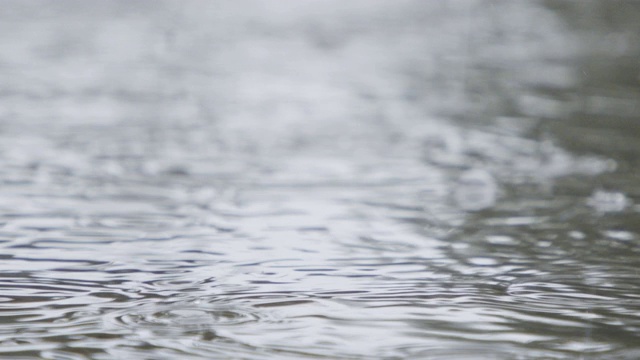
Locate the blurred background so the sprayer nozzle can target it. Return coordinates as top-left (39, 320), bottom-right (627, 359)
top-left (2, 1), bottom-right (639, 159)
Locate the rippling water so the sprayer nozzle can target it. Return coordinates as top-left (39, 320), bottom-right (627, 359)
top-left (1, 1), bottom-right (640, 359)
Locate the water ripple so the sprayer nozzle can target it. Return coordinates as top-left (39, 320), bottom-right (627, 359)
top-left (1, 1), bottom-right (640, 358)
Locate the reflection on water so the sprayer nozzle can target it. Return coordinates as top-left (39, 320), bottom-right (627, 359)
top-left (1, 0), bottom-right (640, 358)
top-left (453, 168), bottom-right (498, 211)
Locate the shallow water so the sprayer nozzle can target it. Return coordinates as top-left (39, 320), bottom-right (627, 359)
top-left (1, 1), bottom-right (640, 359)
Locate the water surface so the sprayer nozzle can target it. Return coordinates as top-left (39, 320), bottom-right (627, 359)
top-left (1, 1), bottom-right (640, 359)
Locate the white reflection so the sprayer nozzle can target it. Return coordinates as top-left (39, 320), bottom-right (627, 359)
top-left (587, 189), bottom-right (630, 213)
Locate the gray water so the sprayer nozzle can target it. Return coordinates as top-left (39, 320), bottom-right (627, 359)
top-left (1, 1), bottom-right (640, 359)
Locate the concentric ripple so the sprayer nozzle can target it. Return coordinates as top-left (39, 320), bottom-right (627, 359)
top-left (102, 298), bottom-right (279, 341)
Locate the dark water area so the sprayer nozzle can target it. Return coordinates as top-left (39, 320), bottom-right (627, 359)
top-left (1, 1), bottom-right (640, 359)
